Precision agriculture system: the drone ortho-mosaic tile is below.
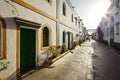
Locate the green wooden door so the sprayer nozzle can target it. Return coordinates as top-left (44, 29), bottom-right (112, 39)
top-left (68, 34), bottom-right (70, 50)
top-left (20, 28), bottom-right (36, 73)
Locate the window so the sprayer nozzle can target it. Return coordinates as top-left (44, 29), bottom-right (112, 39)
top-left (71, 14), bottom-right (73, 22)
top-left (63, 2), bottom-right (66, 16)
top-left (75, 17), bottom-right (77, 26)
top-left (116, 22), bottom-right (119, 35)
top-left (45, 0), bottom-right (52, 5)
top-left (43, 27), bottom-right (49, 47)
top-left (0, 21), bottom-right (2, 58)
top-left (71, 33), bottom-right (73, 43)
top-left (47, 0), bottom-right (51, 2)
top-left (116, 6), bottom-right (120, 15)
top-left (63, 31), bottom-right (66, 43)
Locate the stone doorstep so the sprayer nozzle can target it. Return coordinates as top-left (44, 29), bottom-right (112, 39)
top-left (19, 69), bottom-right (36, 79)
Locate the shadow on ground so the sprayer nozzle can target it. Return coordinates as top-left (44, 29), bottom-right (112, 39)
top-left (91, 40), bottom-right (120, 80)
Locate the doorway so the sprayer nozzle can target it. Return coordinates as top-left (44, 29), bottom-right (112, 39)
top-left (20, 28), bottom-right (36, 73)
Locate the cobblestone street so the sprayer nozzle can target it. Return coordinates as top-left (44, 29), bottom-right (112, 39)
top-left (22, 40), bottom-right (120, 80)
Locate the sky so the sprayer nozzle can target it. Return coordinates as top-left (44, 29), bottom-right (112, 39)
top-left (70, 0), bottom-right (111, 29)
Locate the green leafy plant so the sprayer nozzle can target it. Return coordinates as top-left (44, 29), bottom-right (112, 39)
top-left (82, 39), bottom-right (85, 42)
top-left (48, 45), bottom-right (61, 59)
top-left (112, 42), bottom-right (120, 51)
top-left (62, 43), bottom-right (67, 52)
top-left (79, 40), bottom-right (82, 45)
top-left (97, 39), bottom-right (108, 45)
top-left (0, 61), bottom-right (10, 71)
top-left (72, 41), bottom-right (79, 49)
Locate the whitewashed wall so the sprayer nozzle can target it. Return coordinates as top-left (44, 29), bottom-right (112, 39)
top-left (0, 0), bottom-right (57, 79)
top-left (59, 0), bottom-right (79, 30)
top-left (24, 0), bottom-right (56, 18)
top-left (58, 0), bottom-right (80, 46)
top-left (102, 0), bottom-right (120, 44)
top-left (114, 7), bottom-right (120, 43)
top-left (108, 4), bottom-right (120, 43)
top-left (59, 24), bottom-right (79, 46)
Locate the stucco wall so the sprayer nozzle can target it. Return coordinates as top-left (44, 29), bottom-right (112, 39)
top-left (24, 0), bottom-right (56, 18)
top-left (0, 18), bottom-right (17, 79)
top-left (102, 2), bottom-right (120, 44)
top-left (0, 0), bottom-right (57, 79)
top-left (59, 0), bottom-right (79, 31)
top-left (114, 12), bottom-right (120, 43)
top-left (108, 5), bottom-right (120, 43)
top-left (59, 24), bottom-right (79, 46)
top-left (58, 0), bottom-right (80, 46)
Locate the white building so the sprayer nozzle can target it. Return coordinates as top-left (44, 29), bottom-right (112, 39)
top-left (0, 0), bottom-right (84, 79)
top-left (97, 0), bottom-right (120, 45)
top-left (0, 0), bottom-right (57, 79)
top-left (57, 0), bottom-right (82, 49)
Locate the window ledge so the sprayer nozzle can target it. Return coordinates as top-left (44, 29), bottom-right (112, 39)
top-left (42, 47), bottom-right (49, 50)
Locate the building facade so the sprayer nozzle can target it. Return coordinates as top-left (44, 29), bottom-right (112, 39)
top-left (57, 0), bottom-right (82, 50)
top-left (96, 0), bottom-right (120, 46)
top-left (0, 0), bottom-right (57, 79)
top-left (0, 0), bottom-right (84, 79)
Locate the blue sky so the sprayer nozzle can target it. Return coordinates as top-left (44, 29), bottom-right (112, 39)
top-left (70, 0), bottom-right (111, 29)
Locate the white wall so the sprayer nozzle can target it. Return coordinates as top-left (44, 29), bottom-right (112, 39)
top-left (59, 0), bottom-right (79, 31)
top-left (101, 0), bottom-right (120, 44)
top-left (0, 18), bottom-right (17, 79)
top-left (58, 0), bottom-right (80, 46)
top-left (24, 0), bottom-right (56, 18)
top-left (0, 0), bottom-right (57, 79)
top-left (114, 7), bottom-right (120, 43)
top-left (59, 24), bottom-right (78, 46)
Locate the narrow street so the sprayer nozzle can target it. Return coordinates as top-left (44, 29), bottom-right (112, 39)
top-left (92, 41), bottom-right (120, 80)
top-left (22, 40), bottom-right (120, 80)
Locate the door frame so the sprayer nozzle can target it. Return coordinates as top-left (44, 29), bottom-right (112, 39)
top-left (15, 17), bottom-right (41, 76)
top-left (20, 27), bottom-right (36, 73)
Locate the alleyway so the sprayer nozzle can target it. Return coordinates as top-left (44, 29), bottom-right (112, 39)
top-left (22, 40), bottom-right (120, 80)
top-left (92, 41), bottom-right (120, 80)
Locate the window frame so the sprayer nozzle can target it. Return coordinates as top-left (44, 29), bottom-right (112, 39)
top-left (0, 16), bottom-right (6, 60)
top-left (116, 6), bottom-right (120, 15)
top-left (63, 2), bottom-right (66, 16)
top-left (63, 31), bottom-right (66, 43)
top-left (75, 17), bottom-right (77, 26)
top-left (71, 14), bottom-right (73, 22)
top-left (0, 21), bottom-right (2, 58)
top-left (43, 27), bottom-right (49, 47)
top-left (41, 24), bottom-right (52, 50)
top-left (116, 22), bottom-right (119, 35)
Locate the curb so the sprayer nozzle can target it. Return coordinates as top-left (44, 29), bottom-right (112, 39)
top-left (52, 50), bottom-right (70, 62)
